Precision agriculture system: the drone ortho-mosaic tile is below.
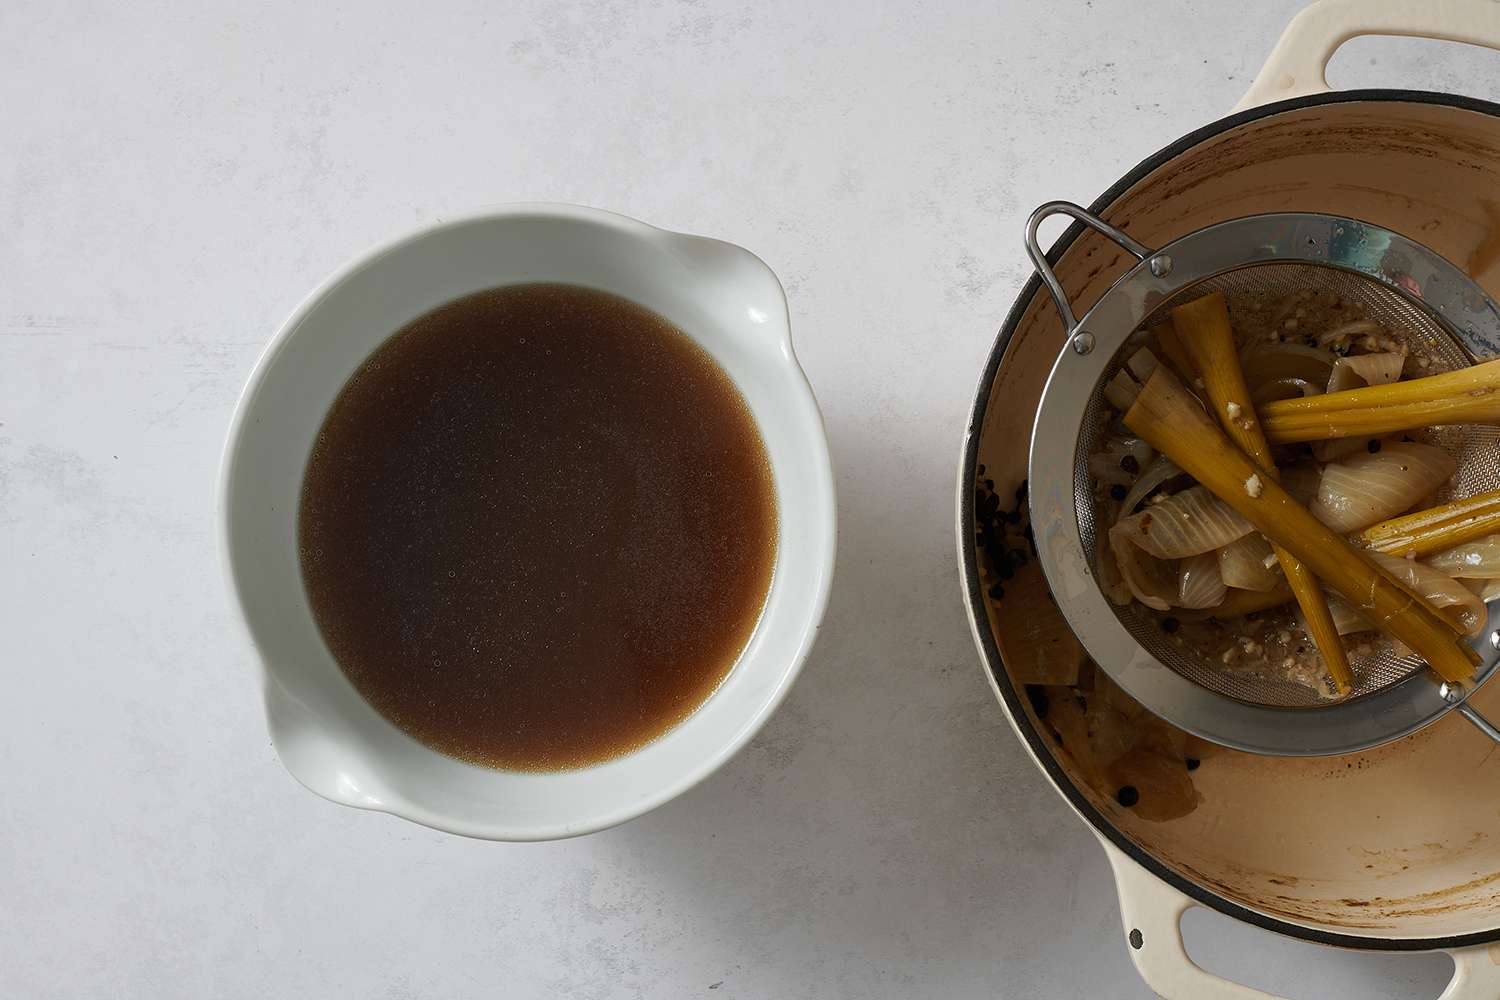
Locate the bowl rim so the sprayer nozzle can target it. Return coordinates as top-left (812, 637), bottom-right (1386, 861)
top-left (957, 89), bottom-right (1500, 950)
top-left (219, 202), bottom-right (837, 841)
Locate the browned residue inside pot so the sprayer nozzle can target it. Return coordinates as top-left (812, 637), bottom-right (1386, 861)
top-left (1470, 199), bottom-right (1500, 281)
top-left (973, 98), bottom-right (1500, 939)
top-left (975, 475), bottom-right (1205, 824)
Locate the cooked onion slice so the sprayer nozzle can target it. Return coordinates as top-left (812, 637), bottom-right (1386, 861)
top-left (1369, 551), bottom-right (1487, 637)
top-left (1316, 353), bottom-right (1407, 461)
top-left (1428, 534), bottom-right (1500, 579)
top-left (1325, 595), bottom-right (1375, 636)
top-left (1312, 441), bottom-right (1458, 533)
top-left (1088, 436), bottom-right (1154, 487)
top-left (1217, 533), bottom-right (1279, 591)
top-left (1119, 454), bottom-right (1183, 516)
top-left (1112, 485), bottom-right (1254, 559)
top-left (1314, 436), bottom-right (1374, 464)
top-left (1326, 351), bottom-right (1406, 393)
top-left (1104, 370), bottom-right (1140, 412)
top-left (1251, 376), bottom-right (1322, 407)
top-left (1108, 528), bottom-right (1177, 611)
top-left (1279, 461), bottom-right (1323, 506)
top-left (1177, 551), bottom-right (1227, 609)
top-left (1461, 578), bottom-right (1500, 602)
top-left (1127, 346), bottom-right (1160, 382)
top-left (1242, 342), bottom-right (1335, 389)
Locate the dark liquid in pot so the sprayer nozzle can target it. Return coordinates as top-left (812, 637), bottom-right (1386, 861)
top-left (299, 283), bottom-right (778, 771)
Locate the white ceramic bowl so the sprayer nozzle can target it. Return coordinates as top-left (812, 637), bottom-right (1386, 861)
top-left (219, 204), bottom-right (836, 841)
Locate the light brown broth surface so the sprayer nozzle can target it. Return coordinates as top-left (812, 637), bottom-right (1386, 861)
top-left (299, 283), bottom-right (778, 770)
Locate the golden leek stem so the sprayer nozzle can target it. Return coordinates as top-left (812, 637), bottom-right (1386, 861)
top-left (1124, 366), bottom-right (1480, 685)
top-left (1268, 358), bottom-right (1500, 412)
top-left (1355, 487), bottom-right (1500, 557)
top-left (1172, 292), bottom-right (1353, 694)
top-left (1211, 583), bottom-right (1293, 619)
top-left (1150, 321), bottom-right (1198, 380)
top-left (1261, 358), bottom-right (1500, 443)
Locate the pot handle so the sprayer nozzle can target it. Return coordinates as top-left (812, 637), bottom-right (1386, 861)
top-left (1102, 838), bottom-right (1292, 1000)
top-left (1105, 835), bottom-right (1500, 999)
top-left (1235, 0), bottom-right (1500, 112)
top-left (1442, 944), bottom-right (1500, 1000)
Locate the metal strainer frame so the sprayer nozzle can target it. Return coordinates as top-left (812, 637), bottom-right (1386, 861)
top-left (1025, 203), bottom-right (1500, 756)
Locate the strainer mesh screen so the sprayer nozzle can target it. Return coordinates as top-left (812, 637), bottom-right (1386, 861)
top-left (1074, 262), bottom-right (1498, 708)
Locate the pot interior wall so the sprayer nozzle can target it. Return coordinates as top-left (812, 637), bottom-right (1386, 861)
top-left (976, 96), bottom-right (1500, 940)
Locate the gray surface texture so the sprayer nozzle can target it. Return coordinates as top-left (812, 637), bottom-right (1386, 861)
top-left (5, 1), bottom-right (1500, 997)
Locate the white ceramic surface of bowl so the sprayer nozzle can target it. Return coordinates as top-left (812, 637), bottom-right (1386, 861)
top-left (219, 204), bottom-right (835, 841)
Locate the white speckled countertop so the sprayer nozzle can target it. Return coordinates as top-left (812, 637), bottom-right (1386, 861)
top-left (6, 2), bottom-right (1500, 996)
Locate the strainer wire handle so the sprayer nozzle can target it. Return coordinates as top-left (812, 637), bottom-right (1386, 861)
top-left (1024, 201), bottom-right (1157, 350)
top-left (1442, 683), bottom-right (1500, 747)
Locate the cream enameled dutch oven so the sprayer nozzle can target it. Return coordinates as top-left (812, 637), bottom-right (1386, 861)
top-left (958, 1), bottom-right (1500, 996)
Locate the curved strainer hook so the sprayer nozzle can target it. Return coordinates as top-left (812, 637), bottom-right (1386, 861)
top-left (1023, 201), bottom-right (1156, 351)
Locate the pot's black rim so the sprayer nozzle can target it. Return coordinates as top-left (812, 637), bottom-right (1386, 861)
top-left (961, 87), bottom-right (1500, 953)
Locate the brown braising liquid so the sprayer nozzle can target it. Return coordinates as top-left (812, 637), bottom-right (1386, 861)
top-left (299, 284), bottom-right (778, 771)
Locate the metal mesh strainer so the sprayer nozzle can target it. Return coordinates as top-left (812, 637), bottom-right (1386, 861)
top-left (1025, 204), bottom-right (1500, 755)
top-left (1090, 264), bottom-right (1500, 708)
